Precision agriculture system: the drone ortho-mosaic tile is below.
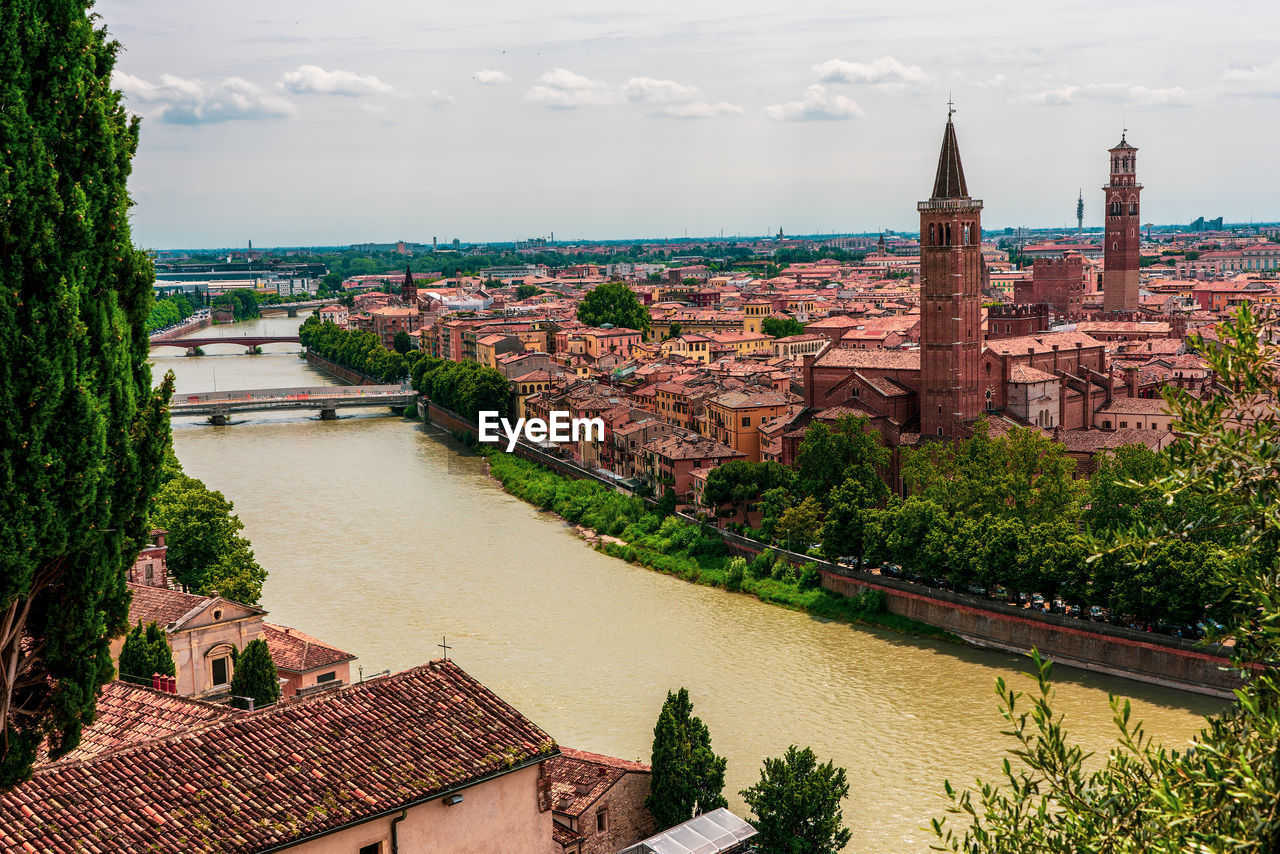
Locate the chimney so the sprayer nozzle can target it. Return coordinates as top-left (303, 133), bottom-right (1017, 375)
top-left (1125, 366), bottom-right (1138, 398)
top-left (151, 673), bottom-right (162, 691)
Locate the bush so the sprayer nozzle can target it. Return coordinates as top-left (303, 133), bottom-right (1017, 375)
top-left (726, 558), bottom-right (747, 592)
top-left (748, 551), bottom-right (774, 579)
top-left (770, 553), bottom-right (794, 581)
top-left (798, 562), bottom-right (822, 590)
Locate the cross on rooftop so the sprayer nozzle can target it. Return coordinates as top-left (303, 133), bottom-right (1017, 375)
top-left (438, 636), bottom-right (452, 660)
top-left (947, 94), bottom-right (955, 120)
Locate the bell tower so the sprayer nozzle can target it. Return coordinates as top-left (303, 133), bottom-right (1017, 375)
top-left (919, 108), bottom-right (983, 440)
top-left (1102, 133), bottom-right (1141, 312)
top-left (401, 265), bottom-right (417, 306)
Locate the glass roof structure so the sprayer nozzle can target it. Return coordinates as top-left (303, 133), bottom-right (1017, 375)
top-left (618, 808), bottom-right (758, 854)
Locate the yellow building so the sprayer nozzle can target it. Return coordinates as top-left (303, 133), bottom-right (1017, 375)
top-left (705, 331), bottom-right (774, 358)
top-left (703, 389), bottom-right (789, 462)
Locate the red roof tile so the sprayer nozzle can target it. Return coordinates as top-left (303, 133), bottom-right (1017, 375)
top-left (2, 660), bottom-right (558, 853)
top-left (262, 623), bottom-right (356, 674)
top-left (544, 747), bottom-right (650, 818)
top-left (43, 682), bottom-right (240, 765)
top-left (126, 584), bottom-right (212, 628)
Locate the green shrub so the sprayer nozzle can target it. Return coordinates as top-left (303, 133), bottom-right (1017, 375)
top-left (726, 557), bottom-right (747, 592)
top-left (748, 551), bottom-right (774, 579)
top-left (798, 562), bottom-right (821, 590)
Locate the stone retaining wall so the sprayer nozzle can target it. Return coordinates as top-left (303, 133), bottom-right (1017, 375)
top-left (304, 351), bottom-right (382, 385)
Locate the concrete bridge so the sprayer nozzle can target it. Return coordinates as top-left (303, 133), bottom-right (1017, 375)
top-left (150, 335), bottom-right (301, 355)
top-left (259, 299), bottom-right (332, 317)
top-left (170, 384), bottom-right (416, 424)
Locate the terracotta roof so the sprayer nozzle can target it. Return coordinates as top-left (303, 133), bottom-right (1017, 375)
top-left (2, 660), bottom-right (558, 853)
top-left (262, 623), bottom-right (356, 674)
top-left (983, 331), bottom-right (1104, 356)
top-left (126, 584), bottom-right (212, 628)
top-left (815, 349), bottom-right (920, 371)
top-left (1056, 427), bottom-right (1171, 453)
top-left (553, 822), bottom-right (584, 848)
top-left (1008, 365), bottom-right (1059, 384)
top-left (1098, 397), bottom-right (1170, 415)
top-left (544, 747), bottom-right (650, 818)
top-left (707, 389), bottom-right (789, 409)
top-left (43, 682), bottom-right (240, 765)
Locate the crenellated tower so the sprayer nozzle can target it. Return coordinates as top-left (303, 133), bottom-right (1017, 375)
top-left (918, 111), bottom-right (984, 440)
top-left (1102, 134), bottom-right (1141, 312)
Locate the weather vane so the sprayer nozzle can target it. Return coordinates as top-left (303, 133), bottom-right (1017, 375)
top-left (947, 93), bottom-right (955, 119)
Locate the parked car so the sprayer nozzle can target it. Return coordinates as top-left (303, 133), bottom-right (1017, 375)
top-left (1089, 605), bottom-right (1108, 622)
top-left (966, 584), bottom-right (987, 596)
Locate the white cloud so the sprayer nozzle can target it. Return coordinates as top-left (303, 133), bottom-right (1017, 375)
top-left (812, 56), bottom-right (929, 87)
top-left (1222, 62), bottom-right (1280, 97)
top-left (1019, 82), bottom-right (1191, 107)
top-left (424, 89), bottom-right (455, 108)
top-left (523, 68), bottom-right (615, 109)
top-left (652, 101), bottom-right (744, 119)
top-left (280, 65), bottom-right (394, 97)
top-left (624, 76), bottom-right (700, 104)
top-left (116, 72), bottom-right (295, 124)
top-left (764, 85), bottom-right (863, 121)
top-left (473, 68), bottom-right (512, 85)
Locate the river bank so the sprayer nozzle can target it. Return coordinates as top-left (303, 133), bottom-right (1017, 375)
top-left (483, 448), bottom-right (959, 643)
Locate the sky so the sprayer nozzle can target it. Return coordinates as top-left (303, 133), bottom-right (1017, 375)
top-left (98, 0), bottom-right (1280, 249)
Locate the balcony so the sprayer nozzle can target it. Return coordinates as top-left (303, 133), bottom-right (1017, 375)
top-left (918, 198), bottom-right (983, 213)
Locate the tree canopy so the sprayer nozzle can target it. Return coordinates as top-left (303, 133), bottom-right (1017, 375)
top-left (741, 745), bottom-right (852, 854)
top-left (576, 281), bottom-right (651, 334)
top-left (934, 306), bottom-right (1280, 853)
top-left (760, 316), bottom-right (805, 339)
top-left (0, 1), bottom-right (172, 785)
top-left (117, 622), bottom-right (176, 686)
top-left (229, 638), bottom-right (279, 710)
top-left (150, 453), bottom-right (266, 605)
top-left (647, 688), bottom-right (728, 831)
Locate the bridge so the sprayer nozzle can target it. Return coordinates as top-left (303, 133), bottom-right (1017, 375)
top-left (150, 335), bottom-right (301, 355)
top-left (170, 384), bottom-right (416, 424)
top-left (259, 299), bottom-right (333, 317)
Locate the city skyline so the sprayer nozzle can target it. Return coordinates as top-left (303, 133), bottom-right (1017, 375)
top-left (101, 0), bottom-right (1280, 248)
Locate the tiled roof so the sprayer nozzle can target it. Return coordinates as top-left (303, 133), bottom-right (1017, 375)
top-left (983, 331), bottom-right (1104, 356)
top-left (544, 748), bottom-right (650, 818)
top-left (126, 584), bottom-right (212, 628)
top-left (553, 822), bottom-right (584, 848)
top-left (1056, 427), bottom-right (1171, 453)
top-left (1098, 397), bottom-right (1169, 415)
top-left (262, 623), bottom-right (356, 674)
top-left (1008, 365), bottom-right (1059, 384)
top-left (42, 681), bottom-right (240, 765)
top-left (815, 349), bottom-right (920, 371)
top-left (2, 660), bottom-right (558, 854)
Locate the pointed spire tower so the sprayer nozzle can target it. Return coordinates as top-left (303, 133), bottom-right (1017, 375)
top-left (401, 264), bottom-right (417, 306)
top-left (918, 106), bottom-right (984, 440)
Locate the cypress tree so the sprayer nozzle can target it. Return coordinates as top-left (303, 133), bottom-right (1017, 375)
top-left (646, 688), bottom-right (728, 831)
top-left (229, 639), bottom-right (280, 710)
top-left (0, 2), bottom-right (171, 785)
top-left (117, 621), bottom-right (176, 685)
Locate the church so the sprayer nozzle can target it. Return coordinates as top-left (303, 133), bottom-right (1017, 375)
top-left (792, 113), bottom-right (1172, 484)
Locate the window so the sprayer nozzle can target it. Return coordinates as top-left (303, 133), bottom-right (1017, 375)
top-left (317, 671), bottom-right (337, 683)
top-left (597, 809), bottom-right (609, 833)
top-left (1103, 419), bottom-right (1111, 429)
top-left (741, 416), bottom-right (751, 427)
top-left (211, 656), bottom-right (230, 687)
top-left (359, 844), bottom-right (382, 854)
top-left (1120, 421), bottom-right (1128, 428)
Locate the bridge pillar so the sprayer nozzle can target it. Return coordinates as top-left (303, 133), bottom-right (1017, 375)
top-left (286, 307), bottom-right (298, 317)
top-left (210, 413), bottom-right (228, 426)
top-left (186, 347), bottom-right (198, 357)
top-left (319, 407), bottom-right (338, 421)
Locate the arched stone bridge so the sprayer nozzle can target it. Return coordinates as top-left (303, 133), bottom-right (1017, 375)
top-left (149, 335), bottom-right (301, 354)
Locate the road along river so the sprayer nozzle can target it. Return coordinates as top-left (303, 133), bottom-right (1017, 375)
top-left (154, 314), bottom-right (1224, 853)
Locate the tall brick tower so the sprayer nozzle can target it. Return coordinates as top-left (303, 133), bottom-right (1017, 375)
top-left (919, 110), bottom-right (983, 440)
top-left (401, 265), bottom-right (417, 306)
top-left (1102, 134), bottom-right (1141, 312)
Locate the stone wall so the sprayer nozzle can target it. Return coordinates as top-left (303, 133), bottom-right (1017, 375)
top-left (304, 351), bottom-right (381, 385)
top-left (578, 771), bottom-right (653, 854)
top-left (821, 571), bottom-right (1239, 698)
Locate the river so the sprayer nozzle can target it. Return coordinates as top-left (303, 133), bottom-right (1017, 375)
top-left (153, 314), bottom-right (1224, 853)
